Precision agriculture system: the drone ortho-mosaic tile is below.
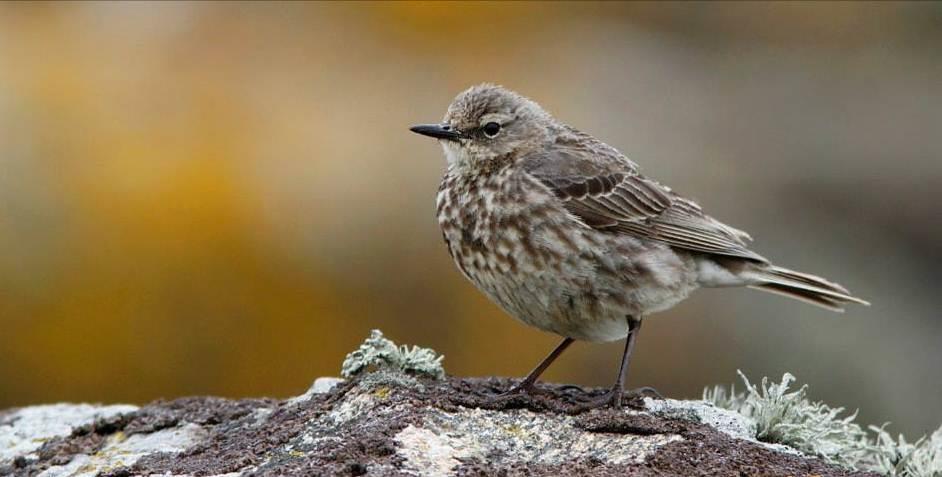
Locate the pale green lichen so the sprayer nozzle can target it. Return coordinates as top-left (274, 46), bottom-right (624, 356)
top-left (705, 371), bottom-right (869, 466)
top-left (341, 330), bottom-right (445, 380)
top-left (702, 381), bottom-right (746, 413)
top-left (866, 425), bottom-right (942, 477)
top-left (705, 371), bottom-right (942, 476)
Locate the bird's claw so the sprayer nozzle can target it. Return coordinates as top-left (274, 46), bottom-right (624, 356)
top-left (569, 386), bottom-right (662, 413)
top-left (630, 386), bottom-right (664, 400)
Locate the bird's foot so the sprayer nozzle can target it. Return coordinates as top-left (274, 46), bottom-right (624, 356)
top-left (474, 379), bottom-right (560, 410)
top-left (483, 382), bottom-right (536, 404)
top-left (569, 386), bottom-right (662, 413)
top-left (629, 386), bottom-right (664, 400)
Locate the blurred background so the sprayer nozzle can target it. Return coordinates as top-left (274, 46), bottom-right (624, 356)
top-left (1, 2), bottom-right (940, 436)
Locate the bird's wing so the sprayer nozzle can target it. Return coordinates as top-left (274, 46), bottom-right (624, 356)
top-left (521, 138), bottom-right (766, 262)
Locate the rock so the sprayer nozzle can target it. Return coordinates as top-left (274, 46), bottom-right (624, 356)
top-left (641, 396), bottom-right (801, 456)
top-left (0, 372), bottom-right (878, 476)
top-left (0, 404), bottom-right (137, 471)
top-left (288, 377), bottom-right (345, 405)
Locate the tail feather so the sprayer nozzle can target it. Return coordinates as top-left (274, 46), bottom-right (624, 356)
top-left (747, 265), bottom-right (869, 312)
top-left (748, 283), bottom-right (847, 312)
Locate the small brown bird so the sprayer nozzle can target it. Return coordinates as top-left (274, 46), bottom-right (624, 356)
top-left (411, 84), bottom-right (868, 409)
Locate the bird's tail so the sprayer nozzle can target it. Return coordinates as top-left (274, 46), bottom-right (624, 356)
top-left (746, 265), bottom-right (870, 312)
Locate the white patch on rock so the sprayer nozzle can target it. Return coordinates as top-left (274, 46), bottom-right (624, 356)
top-left (643, 397), bottom-right (802, 456)
top-left (395, 425), bottom-right (463, 477)
top-left (644, 398), bottom-right (756, 440)
top-left (38, 422), bottom-right (207, 477)
top-left (249, 407), bottom-right (274, 425)
top-left (283, 383), bottom-right (409, 461)
top-left (0, 403), bottom-right (137, 466)
top-left (395, 407), bottom-right (683, 475)
top-left (328, 391), bottom-right (378, 425)
top-left (34, 454), bottom-right (93, 477)
top-left (311, 377), bottom-right (344, 394)
top-left (288, 377), bottom-right (345, 404)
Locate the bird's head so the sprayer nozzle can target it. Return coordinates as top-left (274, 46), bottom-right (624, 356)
top-left (411, 84), bottom-right (554, 167)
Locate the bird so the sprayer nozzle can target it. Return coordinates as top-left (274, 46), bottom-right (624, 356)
top-left (410, 84), bottom-right (868, 409)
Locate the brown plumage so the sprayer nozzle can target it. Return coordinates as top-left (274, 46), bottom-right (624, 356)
top-left (411, 84), bottom-right (868, 409)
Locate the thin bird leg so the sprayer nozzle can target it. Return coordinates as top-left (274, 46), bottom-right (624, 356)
top-left (504, 337), bottom-right (574, 395)
top-left (572, 316), bottom-right (662, 412)
top-left (608, 316), bottom-right (641, 409)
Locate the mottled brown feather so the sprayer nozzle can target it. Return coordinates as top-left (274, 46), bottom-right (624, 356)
top-left (522, 131), bottom-right (766, 262)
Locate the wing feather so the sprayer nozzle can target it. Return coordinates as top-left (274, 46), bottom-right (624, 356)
top-left (522, 136), bottom-right (766, 262)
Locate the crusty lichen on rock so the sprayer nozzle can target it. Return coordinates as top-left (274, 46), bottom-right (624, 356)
top-left (705, 371), bottom-right (942, 477)
top-left (341, 329), bottom-right (445, 380)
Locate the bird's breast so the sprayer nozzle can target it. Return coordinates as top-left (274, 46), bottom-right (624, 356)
top-left (437, 170), bottom-right (515, 280)
top-left (435, 168), bottom-right (587, 282)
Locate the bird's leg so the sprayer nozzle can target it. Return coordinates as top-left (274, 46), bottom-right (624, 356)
top-left (607, 316), bottom-right (641, 409)
top-left (498, 337), bottom-right (574, 397)
top-left (575, 315), bottom-right (660, 411)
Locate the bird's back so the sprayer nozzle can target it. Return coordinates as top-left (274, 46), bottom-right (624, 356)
top-left (522, 125), bottom-right (766, 262)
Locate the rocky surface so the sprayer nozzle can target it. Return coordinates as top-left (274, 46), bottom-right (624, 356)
top-left (0, 371), bottom-right (880, 477)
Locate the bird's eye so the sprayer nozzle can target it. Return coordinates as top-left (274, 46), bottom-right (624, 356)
top-left (482, 122), bottom-right (501, 138)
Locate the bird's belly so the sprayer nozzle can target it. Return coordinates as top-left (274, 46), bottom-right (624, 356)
top-left (466, 260), bottom-right (633, 342)
top-left (444, 219), bottom-right (699, 342)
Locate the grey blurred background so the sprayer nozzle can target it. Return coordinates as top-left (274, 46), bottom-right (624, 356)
top-left (0, 2), bottom-right (939, 436)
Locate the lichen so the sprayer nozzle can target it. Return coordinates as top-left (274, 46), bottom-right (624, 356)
top-left (340, 330), bottom-right (445, 380)
top-left (705, 371), bottom-right (942, 476)
top-left (704, 371), bottom-right (870, 466)
top-left (867, 425), bottom-right (942, 477)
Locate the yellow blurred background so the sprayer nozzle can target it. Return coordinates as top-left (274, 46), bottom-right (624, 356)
top-left (1, 2), bottom-right (940, 436)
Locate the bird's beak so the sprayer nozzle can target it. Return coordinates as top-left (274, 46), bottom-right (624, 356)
top-left (410, 123), bottom-right (462, 141)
